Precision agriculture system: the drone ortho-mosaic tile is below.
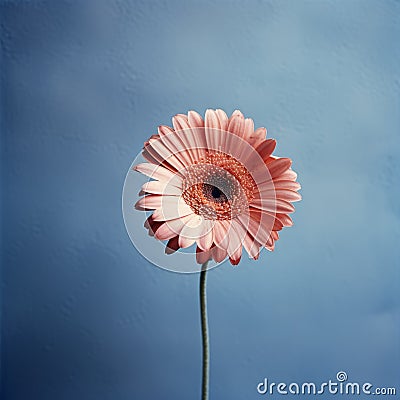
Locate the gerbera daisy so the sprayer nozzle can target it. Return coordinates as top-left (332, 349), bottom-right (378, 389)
top-left (134, 109), bottom-right (301, 266)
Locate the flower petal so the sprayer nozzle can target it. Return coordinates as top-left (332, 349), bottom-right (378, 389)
top-left (227, 221), bottom-right (245, 265)
top-left (213, 220), bottom-right (230, 250)
top-left (141, 181), bottom-right (182, 196)
top-left (154, 214), bottom-right (193, 240)
top-left (232, 216), bottom-right (262, 259)
top-left (179, 214), bottom-right (205, 248)
top-left (227, 110), bottom-right (244, 137)
top-left (275, 169), bottom-right (298, 181)
top-left (237, 211), bottom-right (274, 245)
top-left (165, 236), bottom-right (180, 254)
top-left (144, 216), bottom-right (163, 236)
top-left (268, 158), bottom-right (292, 179)
top-left (146, 137), bottom-right (186, 171)
top-left (151, 197), bottom-right (194, 221)
top-left (275, 189), bottom-right (302, 202)
top-left (255, 139), bottom-right (277, 162)
top-left (205, 109), bottom-right (221, 151)
top-left (134, 163), bottom-right (183, 188)
top-left (275, 213), bottom-right (293, 226)
top-left (251, 198), bottom-right (295, 213)
top-left (273, 180), bottom-right (301, 191)
top-left (212, 246), bottom-right (227, 263)
top-left (135, 195), bottom-right (163, 211)
top-left (248, 127), bottom-right (267, 147)
top-left (196, 246), bottom-right (212, 264)
top-left (215, 109), bottom-right (228, 131)
top-left (188, 110), bottom-right (204, 128)
top-left (243, 118), bottom-right (254, 140)
top-left (187, 110), bottom-right (207, 158)
top-left (172, 114), bottom-right (190, 132)
top-left (197, 219), bottom-right (214, 251)
top-left (158, 123), bottom-right (194, 165)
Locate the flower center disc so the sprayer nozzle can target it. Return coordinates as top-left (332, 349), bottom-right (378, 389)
top-left (182, 152), bottom-right (255, 220)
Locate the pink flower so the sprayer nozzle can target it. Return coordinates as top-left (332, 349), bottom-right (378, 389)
top-left (134, 109), bottom-right (301, 266)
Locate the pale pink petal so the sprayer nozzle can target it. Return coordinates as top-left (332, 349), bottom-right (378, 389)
top-left (243, 232), bottom-right (262, 260)
top-left (243, 118), bottom-right (254, 140)
top-left (273, 218), bottom-right (284, 231)
top-left (227, 222), bottom-right (244, 265)
top-left (242, 145), bottom-right (271, 174)
top-left (226, 222), bottom-right (243, 259)
top-left (238, 211), bottom-right (274, 245)
top-left (158, 124), bottom-right (194, 165)
top-left (144, 216), bottom-right (163, 237)
top-left (141, 181), bottom-right (182, 196)
top-left (170, 115), bottom-right (199, 163)
top-left (196, 246), bottom-right (212, 264)
top-left (213, 220), bottom-right (230, 250)
top-left (146, 137), bottom-right (186, 171)
top-left (134, 195), bottom-right (163, 211)
top-left (227, 110), bottom-right (244, 137)
top-left (178, 236), bottom-right (195, 248)
top-left (172, 114), bottom-right (190, 131)
top-left (187, 110), bottom-right (207, 158)
top-left (251, 198), bottom-right (295, 213)
top-left (276, 213), bottom-right (293, 226)
top-left (144, 134), bottom-right (160, 146)
top-left (134, 163), bottom-right (183, 188)
top-left (256, 184), bottom-right (278, 197)
top-left (205, 109), bottom-right (221, 151)
top-left (188, 110), bottom-right (204, 126)
top-left (250, 167), bottom-right (275, 187)
top-left (152, 197), bottom-right (194, 221)
top-left (265, 240), bottom-right (275, 251)
top-left (154, 221), bottom-right (184, 241)
top-left (248, 240), bottom-right (263, 258)
top-left (211, 246), bottom-right (227, 263)
top-left (179, 214), bottom-right (205, 248)
top-left (275, 169), bottom-right (298, 181)
top-left (248, 127), bottom-right (267, 147)
top-left (165, 236), bottom-right (180, 254)
top-left (234, 214), bottom-right (263, 259)
top-left (157, 125), bottom-right (174, 136)
top-left (142, 143), bottom-right (175, 170)
top-left (271, 231), bottom-right (279, 240)
top-left (275, 189), bottom-right (302, 202)
top-left (218, 220), bottom-right (244, 265)
top-left (268, 157), bottom-right (292, 179)
top-left (256, 185), bottom-right (301, 203)
top-left (215, 109), bottom-right (228, 131)
top-left (154, 214), bottom-right (193, 240)
top-left (255, 139), bottom-right (277, 162)
top-left (221, 128), bottom-right (258, 168)
top-left (172, 124), bottom-right (202, 162)
top-left (273, 180), bottom-right (301, 191)
top-left (266, 231), bottom-right (278, 251)
top-left (197, 219), bottom-right (214, 251)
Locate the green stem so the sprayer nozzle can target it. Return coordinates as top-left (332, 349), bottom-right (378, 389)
top-left (200, 262), bottom-right (209, 400)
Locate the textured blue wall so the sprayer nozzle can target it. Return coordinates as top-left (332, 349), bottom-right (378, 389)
top-left (1, 1), bottom-right (400, 399)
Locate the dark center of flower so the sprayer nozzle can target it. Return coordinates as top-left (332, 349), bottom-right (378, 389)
top-left (211, 186), bottom-right (222, 199)
top-left (181, 152), bottom-right (256, 220)
top-left (203, 183), bottom-right (227, 203)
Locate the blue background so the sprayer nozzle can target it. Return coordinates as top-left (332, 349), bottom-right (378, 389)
top-left (1, 1), bottom-right (399, 399)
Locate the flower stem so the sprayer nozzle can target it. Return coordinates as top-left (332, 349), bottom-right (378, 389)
top-left (200, 262), bottom-right (209, 400)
